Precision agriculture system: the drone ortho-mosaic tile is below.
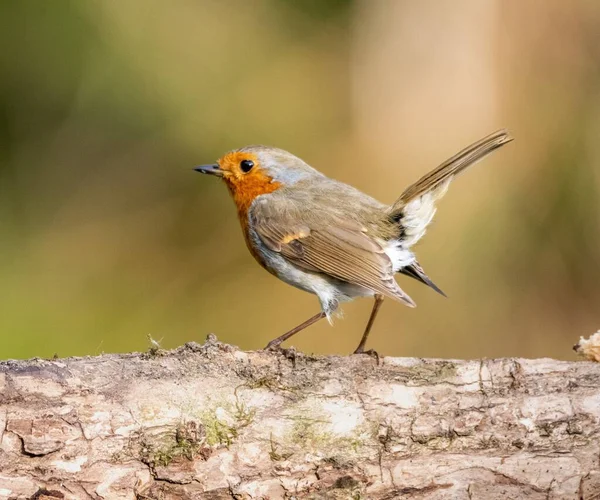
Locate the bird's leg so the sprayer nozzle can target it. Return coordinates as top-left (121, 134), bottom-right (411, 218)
top-left (353, 294), bottom-right (384, 356)
top-left (264, 311), bottom-right (326, 350)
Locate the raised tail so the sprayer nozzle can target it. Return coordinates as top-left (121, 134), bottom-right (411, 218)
top-left (392, 129), bottom-right (513, 210)
top-left (388, 129), bottom-right (512, 297)
top-left (388, 129), bottom-right (513, 249)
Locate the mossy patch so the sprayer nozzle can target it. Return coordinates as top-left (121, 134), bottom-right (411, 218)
top-left (135, 391), bottom-right (258, 467)
top-left (139, 420), bottom-right (209, 468)
top-left (199, 410), bottom-right (238, 447)
top-left (286, 415), bottom-right (375, 458)
top-left (193, 392), bottom-right (256, 447)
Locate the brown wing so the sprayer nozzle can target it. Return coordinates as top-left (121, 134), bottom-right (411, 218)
top-left (251, 201), bottom-right (415, 306)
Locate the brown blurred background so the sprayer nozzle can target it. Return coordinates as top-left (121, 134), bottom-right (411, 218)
top-left (1, 0), bottom-right (599, 360)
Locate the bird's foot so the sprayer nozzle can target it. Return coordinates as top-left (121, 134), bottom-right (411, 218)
top-left (353, 348), bottom-right (380, 365)
top-left (263, 342), bottom-right (298, 365)
top-left (264, 340), bottom-right (283, 351)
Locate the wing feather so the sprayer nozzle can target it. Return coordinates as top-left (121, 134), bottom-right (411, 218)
top-left (250, 200), bottom-right (415, 306)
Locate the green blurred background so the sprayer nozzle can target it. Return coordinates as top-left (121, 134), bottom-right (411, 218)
top-left (1, 0), bottom-right (599, 360)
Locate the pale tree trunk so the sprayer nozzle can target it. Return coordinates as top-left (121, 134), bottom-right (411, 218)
top-left (0, 336), bottom-right (599, 499)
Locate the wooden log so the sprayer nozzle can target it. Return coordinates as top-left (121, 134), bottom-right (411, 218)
top-left (0, 335), bottom-right (599, 499)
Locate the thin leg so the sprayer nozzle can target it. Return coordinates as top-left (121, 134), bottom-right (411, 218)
top-left (353, 295), bottom-right (384, 354)
top-left (264, 311), bottom-right (326, 350)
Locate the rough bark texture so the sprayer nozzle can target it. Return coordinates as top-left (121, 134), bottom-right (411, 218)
top-left (1, 336), bottom-right (599, 500)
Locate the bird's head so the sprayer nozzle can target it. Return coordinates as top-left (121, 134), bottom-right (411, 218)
top-left (195, 145), bottom-right (322, 211)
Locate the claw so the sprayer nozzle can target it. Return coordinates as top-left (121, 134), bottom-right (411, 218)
top-left (263, 343), bottom-right (297, 366)
top-left (353, 348), bottom-right (380, 365)
top-left (264, 340), bottom-right (283, 351)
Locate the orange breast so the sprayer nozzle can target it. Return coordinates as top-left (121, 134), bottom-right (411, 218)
top-left (225, 171), bottom-right (281, 270)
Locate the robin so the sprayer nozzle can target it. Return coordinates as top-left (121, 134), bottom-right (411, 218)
top-left (195, 129), bottom-right (512, 354)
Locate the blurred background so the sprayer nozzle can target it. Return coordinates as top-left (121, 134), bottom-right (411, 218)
top-left (1, 0), bottom-right (599, 360)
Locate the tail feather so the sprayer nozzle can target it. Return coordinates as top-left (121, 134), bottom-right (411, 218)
top-left (398, 261), bottom-right (446, 297)
top-left (392, 129), bottom-right (513, 210)
top-left (388, 129), bottom-right (513, 249)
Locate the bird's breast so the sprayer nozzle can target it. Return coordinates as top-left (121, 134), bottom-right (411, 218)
top-left (236, 200), bottom-right (279, 276)
top-left (225, 176), bottom-right (282, 270)
top-left (225, 173), bottom-right (282, 218)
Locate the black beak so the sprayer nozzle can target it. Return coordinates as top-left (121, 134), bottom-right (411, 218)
top-left (194, 163), bottom-right (223, 177)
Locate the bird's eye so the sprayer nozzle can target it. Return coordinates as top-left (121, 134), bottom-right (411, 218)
top-left (240, 159), bottom-right (254, 173)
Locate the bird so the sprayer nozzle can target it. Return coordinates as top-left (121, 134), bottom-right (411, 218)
top-left (195, 129), bottom-right (513, 354)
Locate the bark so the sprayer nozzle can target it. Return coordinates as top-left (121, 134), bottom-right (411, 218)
top-left (0, 335), bottom-right (599, 500)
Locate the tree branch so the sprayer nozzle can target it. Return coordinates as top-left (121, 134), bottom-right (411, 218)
top-left (1, 335), bottom-right (599, 499)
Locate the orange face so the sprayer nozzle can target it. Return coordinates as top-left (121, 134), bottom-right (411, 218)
top-left (217, 151), bottom-right (282, 217)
